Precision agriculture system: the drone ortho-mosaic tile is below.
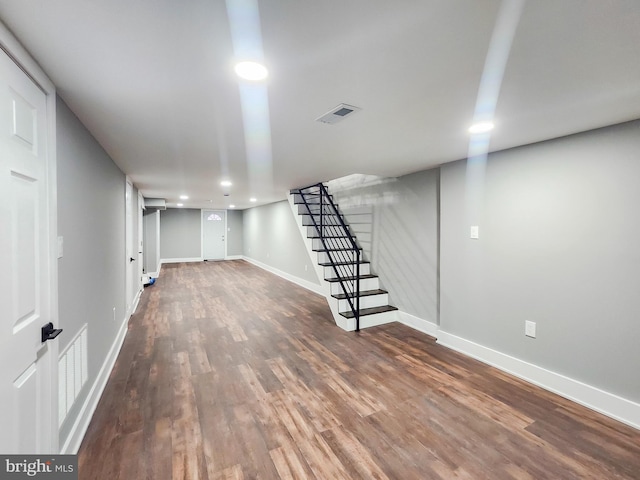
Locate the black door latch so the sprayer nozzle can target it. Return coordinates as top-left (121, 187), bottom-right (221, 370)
top-left (41, 322), bottom-right (63, 343)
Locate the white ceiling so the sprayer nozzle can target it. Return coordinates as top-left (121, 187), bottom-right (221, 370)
top-left (0, 1), bottom-right (639, 209)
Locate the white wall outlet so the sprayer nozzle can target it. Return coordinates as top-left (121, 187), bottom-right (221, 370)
top-left (525, 320), bottom-right (536, 338)
top-left (113, 307), bottom-right (116, 322)
top-left (470, 226), bottom-right (479, 239)
top-left (57, 236), bottom-right (64, 258)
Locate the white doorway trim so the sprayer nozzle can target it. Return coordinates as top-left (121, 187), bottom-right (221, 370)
top-left (0, 21), bottom-right (59, 453)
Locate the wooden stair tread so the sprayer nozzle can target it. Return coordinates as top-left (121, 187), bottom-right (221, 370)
top-left (318, 260), bottom-right (369, 266)
top-left (313, 247), bottom-right (362, 252)
top-left (332, 289), bottom-right (387, 300)
top-left (339, 305), bottom-right (398, 318)
top-left (308, 234), bottom-right (356, 239)
top-left (325, 274), bottom-right (377, 282)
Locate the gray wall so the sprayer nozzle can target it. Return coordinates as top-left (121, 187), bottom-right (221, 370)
top-left (331, 172), bottom-right (440, 323)
top-left (56, 97), bottom-right (126, 444)
top-left (227, 209), bottom-right (244, 256)
top-left (243, 200), bottom-right (319, 285)
top-left (370, 170), bottom-right (439, 323)
top-left (144, 209), bottom-right (161, 274)
top-left (160, 208), bottom-right (202, 259)
top-left (440, 120), bottom-right (640, 402)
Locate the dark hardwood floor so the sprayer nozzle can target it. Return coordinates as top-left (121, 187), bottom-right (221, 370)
top-left (78, 260), bottom-right (640, 479)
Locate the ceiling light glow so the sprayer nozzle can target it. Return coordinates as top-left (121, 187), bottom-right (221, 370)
top-left (220, 180), bottom-right (232, 187)
top-left (179, 195), bottom-right (189, 200)
top-left (229, 204), bottom-right (236, 208)
top-left (177, 203), bottom-right (184, 207)
top-left (468, 122), bottom-right (495, 134)
top-left (250, 198), bottom-right (257, 202)
top-left (234, 61), bottom-right (268, 81)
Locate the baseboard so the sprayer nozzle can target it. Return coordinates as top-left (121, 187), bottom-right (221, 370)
top-left (242, 256), bottom-right (324, 296)
top-left (60, 314), bottom-right (130, 454)
top-left (160, 257), bottom-right (203, 264)
top-left (131, 288), bottom-right (142, 315)
top-left (225, 255), bottom-right (243, 260)
top-left (146, 271), bottom-right (159, 279)
top-left (436, 330), bottom-right (640, 430)
top-left (397, 311), bottom-right (438, 338)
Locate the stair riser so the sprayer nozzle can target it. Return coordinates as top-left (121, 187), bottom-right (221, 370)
top-left (301, 215), bottom-right (345, 227)
top-left (323, 263), bottom-right (370, 277)
top-left (338, 293), bottom-right (389, 312)
top-left (316, 251), bottom-right (362, 264)
top-left (329, 277), bottom-right (379, 294)
top-left (298, 204), bottom-right (339, 216)
top-left (292, 193), bottom-right (332, 204)
top-left (307, 226), bottom-right (354, 237)
top-left (312, 237), bottom-right (355, 250)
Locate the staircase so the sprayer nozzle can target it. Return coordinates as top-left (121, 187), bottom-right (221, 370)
top-left (290, 183), bottom-right (398, 331)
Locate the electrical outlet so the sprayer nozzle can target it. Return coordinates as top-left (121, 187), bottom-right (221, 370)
top-left (525, 320), bottom-right (536, 338)
top-left (113, 307), bottom-right (116, 322)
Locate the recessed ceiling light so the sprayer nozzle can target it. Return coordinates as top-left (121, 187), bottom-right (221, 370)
top-left (177, 203), bottom-right (184, 207)
top-left (250, 198), bottom-right (257, 202)
top-left (220, 180), bottom-right (232, 187)
top-left (468, 122), bottom-right (495, 134)
top-left (229, 204), bottom-right (236, 208)
top-left (179, 195), bottom-right (189, 200)
top-left (234, 61), bottom-right (268, 81)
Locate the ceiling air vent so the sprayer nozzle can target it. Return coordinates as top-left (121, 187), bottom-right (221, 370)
top-left (316, 103), bottom-right (361, 125)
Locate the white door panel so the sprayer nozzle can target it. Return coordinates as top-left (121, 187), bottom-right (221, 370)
top-left (0, 47), bottom-right (55, 453)
top-left (203, 210), bottom-right (226, 260)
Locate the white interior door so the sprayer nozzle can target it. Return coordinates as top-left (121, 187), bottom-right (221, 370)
top-left (203, 210), bottom-right (226, 260)
top-left (138, 193), bottom-right (144, 281)
top-left (125, 179), bottom-right (134, 315)
top-left (0, 47), bottom-right (55, 453)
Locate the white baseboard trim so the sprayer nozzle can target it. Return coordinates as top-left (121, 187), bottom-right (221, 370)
top-left (225, 255), bottom-right (243, 260)
top-left (397, 311), bottom-right (438, 338)
top-left (146, 271), bottom-right (160, 279)
top-left (242, 256), bottom-right (324, 296)
top-left (437, 330), bottom-right (640, 430)
top-left (131, 288), bottom-right (142, 315)
top-left (161, 257), bottom-right (203, 264)
top-left (60, 314), bottom-right (130, 454)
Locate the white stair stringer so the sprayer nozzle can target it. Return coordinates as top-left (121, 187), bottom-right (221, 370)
top-left (287, 192), bottom-right (398, 331)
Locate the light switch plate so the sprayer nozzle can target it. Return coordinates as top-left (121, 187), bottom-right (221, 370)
top-left (525, 320), bottom-right (536, 338)
top-left (57, 236), bottom-right (64, 258)
top-left (470, 226), bottom-right (479, 239)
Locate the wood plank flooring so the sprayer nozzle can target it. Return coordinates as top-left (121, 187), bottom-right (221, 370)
top-left (78, 260), bottom-right (640, 479)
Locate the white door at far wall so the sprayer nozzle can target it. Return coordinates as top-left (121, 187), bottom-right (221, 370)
top-left (203, 210), bottom-right (226, 260)
top-left (0, 47), bottom-right (56, 453)
top-left (125, 179), bottom-right (137, 316)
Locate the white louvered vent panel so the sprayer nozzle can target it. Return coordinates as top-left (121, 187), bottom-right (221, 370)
top-left (58, 324), bottom-right (88, 426)
top-left (58, 356), bottom-right (66, 427)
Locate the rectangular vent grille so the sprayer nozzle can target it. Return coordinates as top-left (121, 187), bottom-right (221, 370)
top-left (316, 103), bottom-right (361, 124)
top-left (58, 325), bottom-right (88, 426)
